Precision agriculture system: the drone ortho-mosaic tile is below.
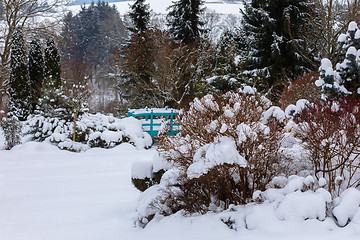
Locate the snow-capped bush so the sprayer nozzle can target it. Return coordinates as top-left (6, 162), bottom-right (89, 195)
top-left (0, 115), bottom-right (22, 150)
top-left (295, 97), bottom-right (360, 196)
top-left (135, 91), bottom-right (290, 225)
top-left (25, 113), bottom-right (152, 151)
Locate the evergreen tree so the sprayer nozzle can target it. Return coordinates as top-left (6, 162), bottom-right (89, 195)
top-left (128, 0), bottom-right (151, 33)
top-left (8, 28), bottom-right (31, 120)
top-left (28, 37), bottom-right (44, 111)
top-left (317, 21), bottom-right (360, 99)
top-left (44, 37), bottom-right (61, 89)
top-left (241, 0), bottom-right (313, 101)
top-left (40, 37), bottom-right (65, 116)
top-left (167, 0), bottom-right (205, 45)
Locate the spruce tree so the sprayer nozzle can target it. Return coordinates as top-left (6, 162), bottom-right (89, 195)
top-left (128, 0), bottom-right (151, 33)
top-left (8, 28), bottom-right (31, 120)
top-left (28, 37), bottom-right (44, 111)
top-left (241, 0), bottom-right (313, 101)
top-left (167, 0), bottom-right (205, 45)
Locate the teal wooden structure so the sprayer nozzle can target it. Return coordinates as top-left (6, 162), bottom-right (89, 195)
top-left (128, 108), bottom-right (179, 137)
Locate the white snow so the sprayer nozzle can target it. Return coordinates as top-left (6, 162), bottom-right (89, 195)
top-left (338, 33), bottom-right (348, 43)
top-left (346, 46), bottom-right (357, 56)
top-left (187, 137), bottom-right (247, 178)
top-left (333, 188), bottom-right (360, 227)
top-left (348, 21), bottom-right (358, 32)
top-left (1, 142), bottom-right (360, 239)
top-left (131, 158), bottom-right (153, 179)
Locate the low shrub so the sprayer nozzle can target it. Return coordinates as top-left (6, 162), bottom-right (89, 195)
top-left (25, 113), bottom-right (152, 151)
top-left (0, 115), bottom-right (22, 150)
top-left (295, 97), bottom-right (360, 196)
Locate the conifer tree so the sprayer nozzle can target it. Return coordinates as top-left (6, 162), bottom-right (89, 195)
top-left (44, 37), bottom-right (61, 89)
top-left (128, 0), bottom-right (151, 33)
top-left (241, 0), bottom-right (313, 101)
top-left (8, 28), bottom-right (31, 120)
top-left (28, 37), bottom-right (44, 111)
top-left (167, 0), bottom-right (205, 45)
top-left (317, 21), bottom-right (360, 99)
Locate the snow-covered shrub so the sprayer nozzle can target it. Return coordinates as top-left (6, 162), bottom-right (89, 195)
top-left (25, 113), bottom-right (152, 151)
top-left (296, 98), bottom-right (360, 196)
top-left (0, 115), bottom-right (22, 150)
top-left (136, 91), bottom-right (289, 224)
top-left (316, 21), bottom-right (360, 99)
top-left (131, 153), bottom-right (171, 192)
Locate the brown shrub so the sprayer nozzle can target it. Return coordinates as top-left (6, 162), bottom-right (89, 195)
top-left (279, 71), bottom-right (321, 110)
top-left (155, 91), bottom-right (286, 214)
top-left (296, 97), bottom-right (360, 196)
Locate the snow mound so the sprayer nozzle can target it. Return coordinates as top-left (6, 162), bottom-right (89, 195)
top-left (333, 188), bottom-right (360, 227)
top-left (187, 137), bottom-right (247, 179)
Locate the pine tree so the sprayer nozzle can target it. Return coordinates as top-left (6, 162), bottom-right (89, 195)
top-left (128, 0), bottom-right (151, 33)
top-left (167, 0), bottom-right (205, 45)
top-left (28, 37), bottom-right (44, 111)
top-left (8, 28), bottom-right (31, 120)
top-left (241, 0), bottom-right (313, 101)
top-left (44, 37), bottom-right (61, 89)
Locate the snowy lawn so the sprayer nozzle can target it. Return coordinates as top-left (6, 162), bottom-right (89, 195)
top-left (1, 141), bottom-right (360, 240)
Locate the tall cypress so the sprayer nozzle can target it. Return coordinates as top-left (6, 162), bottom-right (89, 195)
top-left (8, 28), bottom-right (31, 120)
top-left (128, 0), bottom-right (151, 33)
top-left (167, 0), bottom-right (205, 45)
top-left (28, 37), bottom-right (44, 111)
top-left (44, 37), bottom-right (61, 89)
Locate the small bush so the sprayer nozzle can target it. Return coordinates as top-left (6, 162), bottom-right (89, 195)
top-left (0, 116), bottom-right (22, 150)
top-left (296, 97), bottom-right (360, 196)
top-left (25, 113), bottom-right (152, 151)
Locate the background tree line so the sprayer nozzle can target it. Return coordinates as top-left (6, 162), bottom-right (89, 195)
top-left (2, 0), bottom-right (360, 120)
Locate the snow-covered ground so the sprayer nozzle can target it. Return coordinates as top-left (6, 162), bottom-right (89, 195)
top-left (1, 139), bottom-right (360, 240)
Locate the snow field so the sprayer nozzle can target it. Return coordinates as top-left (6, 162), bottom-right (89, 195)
top-left (1, 141), bottom-right (360, 239)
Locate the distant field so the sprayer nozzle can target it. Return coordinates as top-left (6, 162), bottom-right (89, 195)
top-left (67, 0), bottom-right (244, 15)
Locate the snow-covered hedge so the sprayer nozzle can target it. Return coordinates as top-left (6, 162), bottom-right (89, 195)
top-left (25, 113), bottom-right (152, 152)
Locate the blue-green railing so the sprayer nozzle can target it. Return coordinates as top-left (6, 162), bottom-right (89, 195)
top-left (128, 108), bottom-right (179, 137)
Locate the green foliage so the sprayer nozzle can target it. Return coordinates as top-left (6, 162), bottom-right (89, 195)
top-left (131, 169), bottom-right (165, 192)
top-left (131, 178), bottom-right (153, 192)
top-left (28, 37), bottom-right (44, 111)
top-left (0, 116), bottom-right (22, 150)
top-left (44, 37), bottom-right (61, 89)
